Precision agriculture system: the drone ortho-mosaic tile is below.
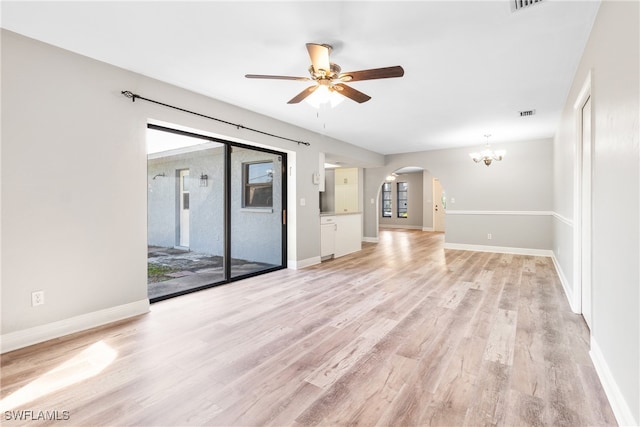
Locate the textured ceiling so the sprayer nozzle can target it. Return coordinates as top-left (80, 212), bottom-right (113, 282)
top-left (1, 1), bottom-right (600, 157)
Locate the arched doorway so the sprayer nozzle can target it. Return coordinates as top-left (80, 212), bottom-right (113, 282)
top-left (375, 166), bottom-right (446, 235)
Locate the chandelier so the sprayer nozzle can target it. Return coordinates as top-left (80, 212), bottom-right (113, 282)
top-left (469, 134), bottom-right (506, 166)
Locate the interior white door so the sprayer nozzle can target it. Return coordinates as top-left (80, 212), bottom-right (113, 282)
top-left (433, 178), bottom-right (445, 232)
top-left (179, 169), bottom-right (190, 248)
top-left (581, 96), bottom-right (592, 329)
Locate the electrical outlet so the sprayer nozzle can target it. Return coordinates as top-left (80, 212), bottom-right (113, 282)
top-left (32, 291), bottom-right (45, 307)
top-left (487, 233), bottom-right (492, 240)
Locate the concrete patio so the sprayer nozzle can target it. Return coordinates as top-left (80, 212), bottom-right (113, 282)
top-left (147, 246), bottom-right (276, 300)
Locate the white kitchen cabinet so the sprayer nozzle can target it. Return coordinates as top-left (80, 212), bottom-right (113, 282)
top-left (321, 221), bottom-right (336, 257)
top-left (320, 213), bottom-right (361, 259)
top-left (334, 168), bottom-right (358, 213)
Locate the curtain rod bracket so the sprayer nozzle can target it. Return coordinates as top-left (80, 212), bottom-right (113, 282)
top-left (121, 90), bottom-right (138, 102)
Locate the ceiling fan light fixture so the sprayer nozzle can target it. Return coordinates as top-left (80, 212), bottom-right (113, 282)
top-left (246, 43), bottom-right (404, 105)
top-left (324, 162), bottom-right (340, 169)
top-left (305, 84), bottom-right (345, 108)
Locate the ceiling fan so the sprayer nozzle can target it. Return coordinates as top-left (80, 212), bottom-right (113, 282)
top-left (245, 43), bottom-right (404, 104)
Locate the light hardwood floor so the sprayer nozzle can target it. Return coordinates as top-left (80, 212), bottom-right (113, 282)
top-left (0, 230), bottom-right (617, 426)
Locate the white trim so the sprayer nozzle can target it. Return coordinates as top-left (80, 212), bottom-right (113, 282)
top-left (573, 70), bottom-right (592, 110)
top-left (552, 212), bottom-right (574, 227)
top-left (573, 70), bottom-right (593, 327)
top-left (443, 242), bottom-right (553, 257)
top-left (287, 256), bottom-right (320, 269)
top-left (362, 236), bottom-right (379, 243)
top-left (446, 210), bottom-right (554, 216)
top-left (147, 141), bottom-right (223, 159)
top-left (551, 252), bottom-right (579, 313)
top-left (240, 208), bottom-right (274, 213)
top-left (0, 299), bottom-right (150, 354)
top-left (443, 210), bottom-right (574, 227)
top-left (421, 227), bottom-right (434, 232)
top-left (379, 224), bottom-right (423, 230)
top-left (590, 338), bottom-right (638, 427)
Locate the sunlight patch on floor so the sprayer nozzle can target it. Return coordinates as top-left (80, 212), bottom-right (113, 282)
top-left (0, 341), bottom-right (117, 411)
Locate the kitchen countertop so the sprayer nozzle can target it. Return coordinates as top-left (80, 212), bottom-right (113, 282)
top-left (320, 211), bottom-right (362, 216)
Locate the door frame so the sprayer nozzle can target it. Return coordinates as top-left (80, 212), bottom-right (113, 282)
top-left (572, 71), bottom-right (593, 328)
top-left (433, 178), bottom-right (445, 232)
top-left (177, 168), bottom-right (190, 248)
top-left (147, 123), bottom-right (287, 302)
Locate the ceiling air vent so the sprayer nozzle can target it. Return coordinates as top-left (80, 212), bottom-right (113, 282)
top-left (511, 0), bottom-right (543, 13)
top-left (519, 109), bottom-right (536, 117)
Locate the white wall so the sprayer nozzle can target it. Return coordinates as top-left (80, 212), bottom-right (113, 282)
top-left (364, 138), bottom-right (553, 254)
top-left (552, 1), bottom-right (639, 424)
top-left (0, 30), bottom-right (383, 350)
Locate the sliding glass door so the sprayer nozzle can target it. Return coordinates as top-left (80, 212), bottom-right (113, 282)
top-left (230, 146), bottom-right (285, 279)
top-left (146, 125), bottom-right (286, 301)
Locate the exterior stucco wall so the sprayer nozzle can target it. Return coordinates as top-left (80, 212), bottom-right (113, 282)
top-left (147, 145), bottom-right (283, 266)
top-left (230, 147), bottom-right (283, 266)
top-left (148, 146), bottom-right (225, 256)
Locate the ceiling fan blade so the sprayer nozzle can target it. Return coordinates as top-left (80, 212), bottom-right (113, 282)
top-left (339, 66), bottom-right (405, 82)
top-left (245, 74), bottom-right (310, 81)
top-left (306, 43), bottom-right (331, 73)
top-left (287, 85), bottom-right (319, 104)
top-left (333, 83), bottom-right (371, 103)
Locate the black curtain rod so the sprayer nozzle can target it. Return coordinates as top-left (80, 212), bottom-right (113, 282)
top-left (120, 90), bottom-right (310, 146)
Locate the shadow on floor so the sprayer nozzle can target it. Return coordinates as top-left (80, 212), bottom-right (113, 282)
top-left (147, 246), bottom-right (276, 300)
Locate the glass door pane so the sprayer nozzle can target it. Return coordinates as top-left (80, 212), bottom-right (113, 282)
top-left (147, 127), bottom-right (226, 301)
top-left (230, 146), bottom-right (285, 279)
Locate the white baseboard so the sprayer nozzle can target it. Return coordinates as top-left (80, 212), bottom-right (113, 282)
top-left (379, 225), bottom-right (423, 230)
top-left (551, 253), bottom-right (580, 313)
top-left (443, 242), bottom-right (553, 257)
top-left (362, 237), bottom-right (379, 243)
top-left (288, 256), bottom-right (320, 269)
top-left (446, 210), bottom-right (554, 216)
top-left (422, 227), bottom-right (434, 232)
top-left (590, 338), bottom-right (638, 427)
top-left (0, 299), bottom-right (150, 354)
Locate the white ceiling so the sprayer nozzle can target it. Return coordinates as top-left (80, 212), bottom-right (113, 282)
top-left (1, 1), bottom-right (600, 156)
